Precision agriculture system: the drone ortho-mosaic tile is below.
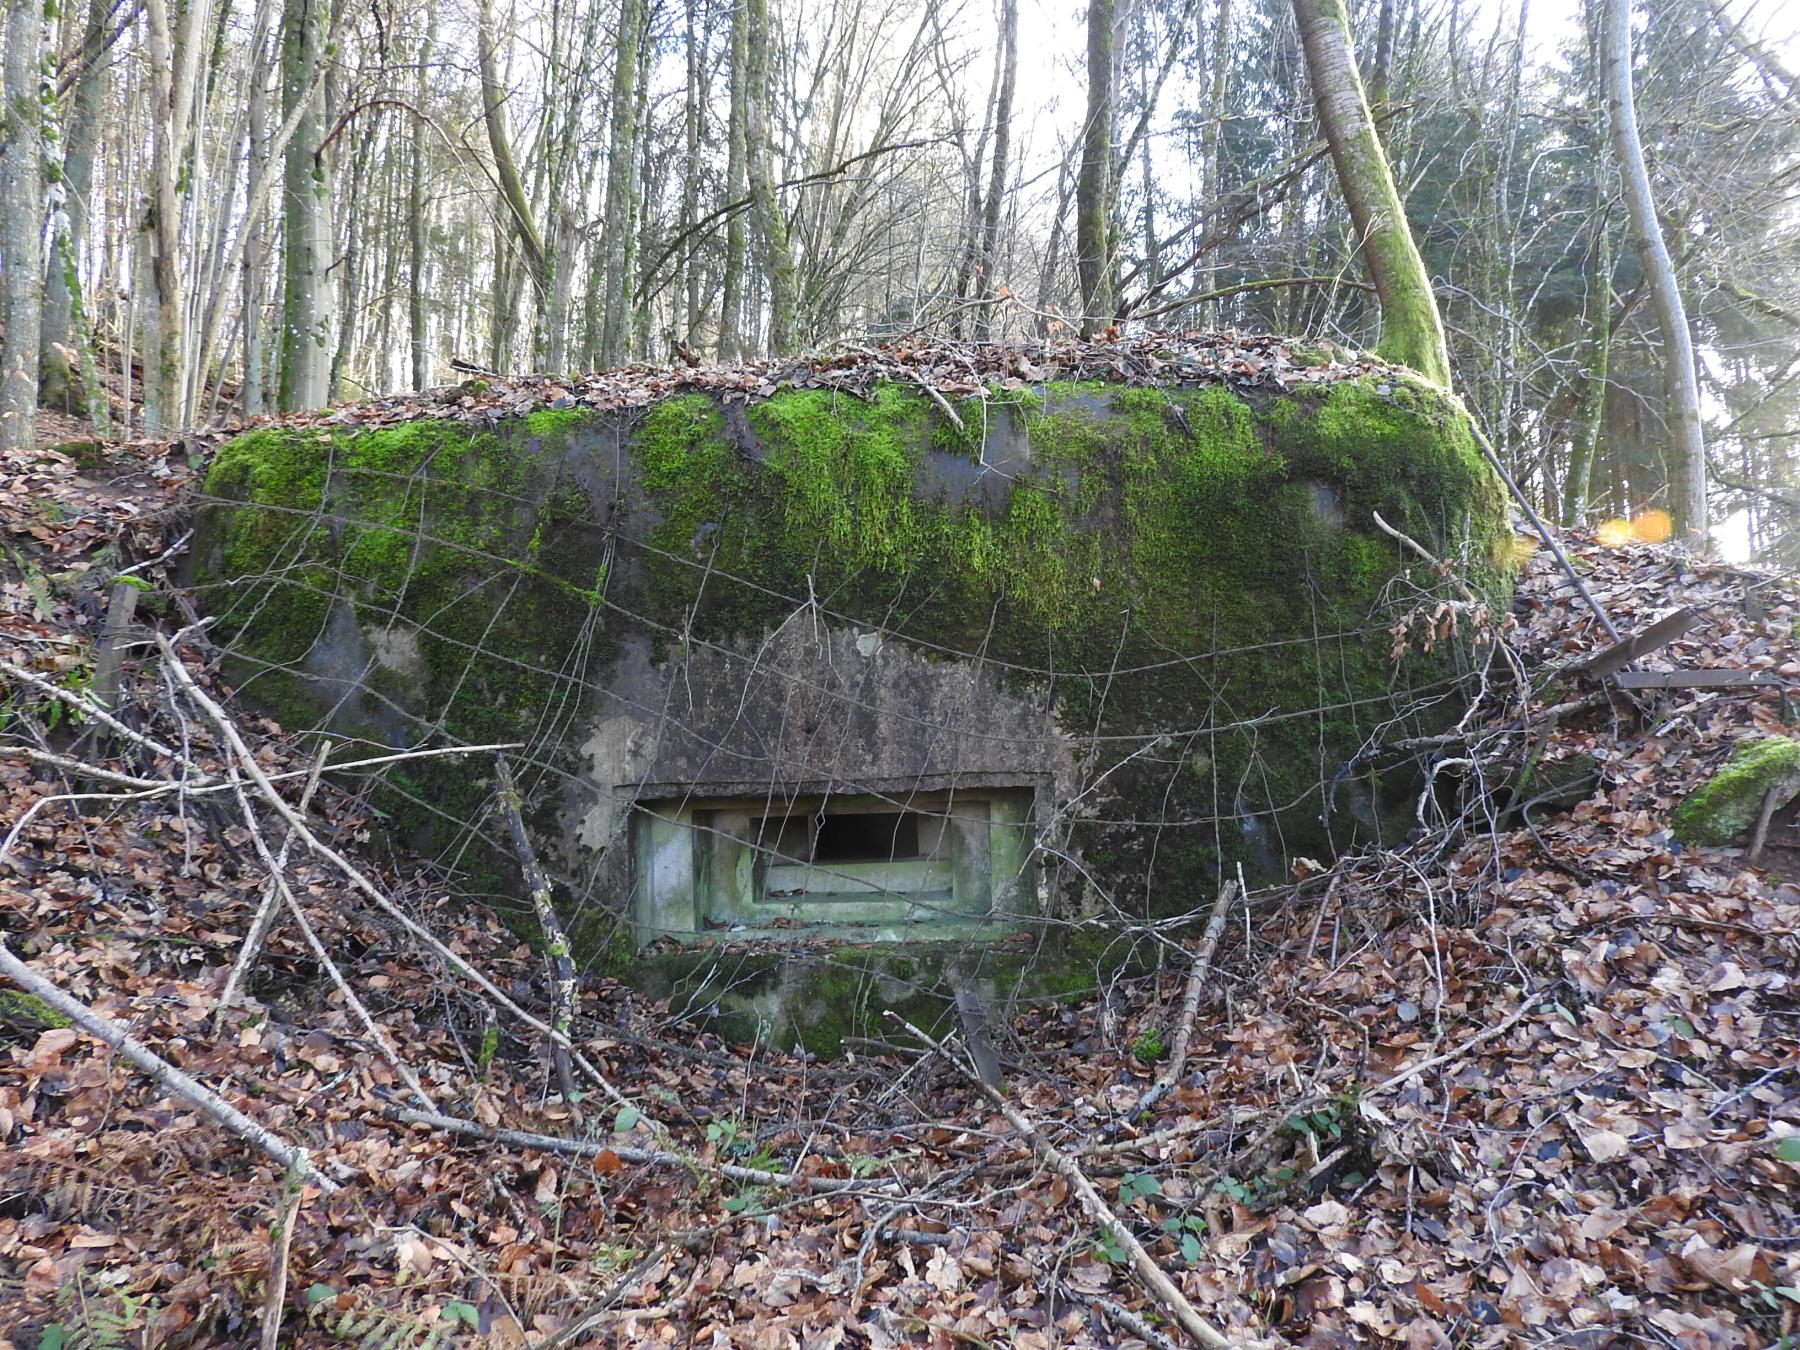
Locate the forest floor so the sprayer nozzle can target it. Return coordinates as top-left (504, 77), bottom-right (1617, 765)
top-left (1, 392), bottom-right (1798, 1349)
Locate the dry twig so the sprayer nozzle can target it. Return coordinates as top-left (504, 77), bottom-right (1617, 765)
top-left (890, 1014), bottom-right (1253, 1349)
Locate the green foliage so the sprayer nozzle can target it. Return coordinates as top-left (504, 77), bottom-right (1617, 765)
top-left (1160, 1213), bottom-right (1208, 1264)
top-left (475, 1023), bottom-right (499, 1076)
top-left (1129, 1027), bottom-right (1166, 1063)
top-left (1117, 1171), bottom-right (1161, 1204)
top-left (40, 1272), bottom-right (162, 1350)
top-left (308, 1287), bottom-right (468, 1347)
top-left (1091, 1224), bottom-right (1129, 1265)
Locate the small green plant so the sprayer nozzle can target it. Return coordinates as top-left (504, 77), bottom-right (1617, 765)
top-left (1160, 1213), bottom-right (1208, 1263)
top-left (1118, 1172), bottom-right (1162, 1205)
top-left (721, 1184), bottom-right (771, 1216)
top-left (1091, 1224), bottom-right (1129, 1265)
top-left (475, 1023), bottom-right (499, 1077)
top-left (590, 1242), bottom-right (639, 1275)
top-left (1130, 1028), bottom-right (1167, 1063)
top-left (705, 1115), bottom-right (751, 1156)
top-left (41, 1272), bottom-right (163, 1350)
top-left (40, 669), bottom-right (94, 733)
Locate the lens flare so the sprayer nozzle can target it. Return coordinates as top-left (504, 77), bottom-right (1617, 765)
top-left (1630, 509), bottom-right (1672, 544)
top-left (1596, 518), bottom-right (1632, 548)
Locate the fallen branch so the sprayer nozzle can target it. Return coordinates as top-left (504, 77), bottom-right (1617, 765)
top-left (261, 1153), bottom-right (309, 1350)
top-left (215, 741), bottom-right (330, 1034)
top-left (155, 637), bottom-right (654, 1133)
top-left (1133, 881), bottom-right (1237, 1119)
top-left (386, 1107), bottom-right (901, 1196)
top-left (890, 1015), bottom-right (1249, 1349)
top-left (494, 754), bottom-right (581, 1119)
top-left (0, 937), bottom-right (337, 1192)
top-left (217, 762), bottom-right (437, 1108)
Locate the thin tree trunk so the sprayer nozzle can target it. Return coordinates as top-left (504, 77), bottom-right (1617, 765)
top-left (973, 0), bottom-right (1017, 342)
top-left (745, 0), bottom-right (796, 353)
top-left (1076, 0), bottom-right (1115, 336)
top-left (38, 0), bottom-right (107, 420)
top-left (597, 0), bottom-right (643, 366)
top-left (409, 0), bottom-right (433, 390)
top-left (1, 0), bottom-right (41, 452)
top-left (1564, 222), bottom-right (1611, 526)
top-left (1200, 0), bottom-right (1232, 327)
top-left (243, 18), bottom-right (272, 417)
top-left (278, 0), bottom-right (330, 410)
top-left (1602, 0), bottom-right (1706, 545)
top-left (1291, 0), bottom-right (1450, 385)
top-left (719, 0), bottom-right (748, 359)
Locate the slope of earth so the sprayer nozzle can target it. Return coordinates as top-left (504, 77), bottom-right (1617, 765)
top-left (0, 363), bottom-right (1793, 1348)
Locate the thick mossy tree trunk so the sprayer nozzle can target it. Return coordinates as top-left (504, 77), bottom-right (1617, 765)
top-left (1603, 0), bottom-right (1707, 546)
top-left (1075, 0), bottom-right (1114, 337)
top-left (1291, 0), bottom-right (1451, 387)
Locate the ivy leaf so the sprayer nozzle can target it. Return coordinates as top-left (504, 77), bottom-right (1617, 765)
top-left (305, 1283), bottom-right (337, 1307)
top-left (1180, 1233), bottom-right (1204, 1263)
top-left (614, 1105), bottom-right (641, 1134)
top-left (442, 1301), bottom-right (481, 1327)
top-left (1776, 1137), bottom-right (1800, 1163)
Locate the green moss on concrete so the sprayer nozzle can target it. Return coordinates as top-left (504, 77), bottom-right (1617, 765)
top-left (194, 374), bottom-right (1506, 960)
top-left (1672, 736), bottom-right (1800, 848)
top-left (634, 939), bottom-right (1119, 1056)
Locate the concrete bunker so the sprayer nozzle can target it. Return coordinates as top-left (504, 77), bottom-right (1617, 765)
top-left (189, 356), bottom-right (1511, 1050)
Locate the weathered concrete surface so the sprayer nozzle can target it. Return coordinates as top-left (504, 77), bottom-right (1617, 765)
top-left (190, 366), bottom-right (1510, 1043)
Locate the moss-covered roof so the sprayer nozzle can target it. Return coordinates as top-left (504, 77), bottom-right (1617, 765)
top-left (191, 332), bottom-right (1400, 450)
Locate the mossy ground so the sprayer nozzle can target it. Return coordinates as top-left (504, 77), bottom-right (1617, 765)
top-left (194, 375), bottom-right (1508, 969)
top-left (1672, 736), bottom-right (1800, 848)
top-left (0, 989), bottom-right (73, 1033)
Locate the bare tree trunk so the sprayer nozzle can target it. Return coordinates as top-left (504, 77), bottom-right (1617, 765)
top-left (409, 0), bottom-right (433, 390)
top-left (719, 0), bottom-right (748, 359)
top-left (1602, 0), bottom-right (1706, 545)
top-left (745, 0), bottom-right (796, 353)
top-left (679, 0), bottom-right (701, 347)
top-left (1291, 0), bottom-right (1450, 384)
top-left (1200, 0), bottom-right (1232, 327)
top-left (243, 10), bottom-right (273, 415)
top-left (278, 0), bottom-right (331, 410)
top-left (140, 0), bottom-right (184, 432)
top-left (1076, 0), bottom-right (1115, 336)
top-left (597, 0), bottom-right (643, 367)
top-left (475, 0), bottom-right (547, 365)
top-left (1, 0), bottom-right (42, 452)
top-left (973, 0), bottom-right (1017, 342)
top-left (38, 0), bottom-right (107, 421)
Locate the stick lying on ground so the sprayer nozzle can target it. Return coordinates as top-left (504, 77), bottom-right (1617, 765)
top-left (890, 1013), bottom-right (1252, 1350)
top-left (0, 937), bottom-right (338, 1193)
top-left (156, 637), bottom-right (656, 1134)
top-left (388, 1108), bottom-right (902, 1196)
top-left (1133, 880), bottom-right (1238, 1119)
top-left (494, 753), bottom-right (582, 1119)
